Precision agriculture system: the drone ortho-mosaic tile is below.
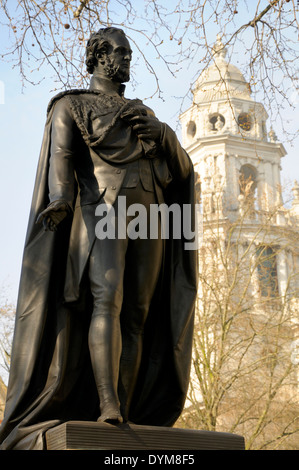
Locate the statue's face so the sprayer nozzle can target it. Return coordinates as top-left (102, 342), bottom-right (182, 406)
top-left (101, 32), bottom-right (132, 83)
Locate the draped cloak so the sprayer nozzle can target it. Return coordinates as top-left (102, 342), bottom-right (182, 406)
top-left (0, 90), bottom-right (198, 450)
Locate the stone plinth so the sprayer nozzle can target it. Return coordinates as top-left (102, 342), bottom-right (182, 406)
top-left (45, 421), bottom-right (245, 450)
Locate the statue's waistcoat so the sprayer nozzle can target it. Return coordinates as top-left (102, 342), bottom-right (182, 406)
top-left (57, 91), bottom-right (170, 302)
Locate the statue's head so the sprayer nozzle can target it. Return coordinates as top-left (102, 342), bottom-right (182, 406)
top-left (86, 27), bottom-right (132, 83)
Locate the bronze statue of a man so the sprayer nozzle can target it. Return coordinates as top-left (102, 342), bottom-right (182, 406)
top-left (0, 27), bottom-right (197, 450)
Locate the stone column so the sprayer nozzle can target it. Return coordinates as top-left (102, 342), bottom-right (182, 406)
top-left (263, 160), bottom-right (274, 211)
top-left (286, 249), bottom-right (294, 296)
top-left (257, 166), bottom-right (266, 211)
top-left (272, 162), bottom-right (283, 206)
top-left (276, 249), bottom-right (288, 298)
top-left (225, 154), bottom-right (239, 211)
top-left (251, 244), bottom-right (261, 298)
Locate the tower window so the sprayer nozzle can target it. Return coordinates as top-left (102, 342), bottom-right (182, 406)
top-left (208, 113), bottom-right (225, 131)
top-left (187, 121), bottom-right (196, 138)
top-left (239, 164), bottom-right (258, 215)
top-left (256, 246), bottom-right (278, 297)
top-left (238, 112), bottom-right (252, 131)
top-left (239, 165), bottom-right (257, 195)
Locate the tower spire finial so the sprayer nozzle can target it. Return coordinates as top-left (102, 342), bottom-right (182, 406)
top-left (213, 34), bottom-right (227, 60)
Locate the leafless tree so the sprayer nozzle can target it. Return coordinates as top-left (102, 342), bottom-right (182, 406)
top-left (0, 299), bottom-right (14, 382)
top-left (0, 1), bottom-right (298, 139)
top-left (176, 182), bottom-right (299, 450)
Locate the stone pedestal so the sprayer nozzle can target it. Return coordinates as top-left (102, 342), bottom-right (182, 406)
top-left (45, 421), bottom-right (245, 450)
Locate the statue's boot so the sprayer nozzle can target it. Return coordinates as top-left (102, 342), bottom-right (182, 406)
top-left (97, 387), bottom-right (123, 424)
top-left (88, 313), bottom-right (123, 423)
top-left (118, 327), bottom-right (144, 422)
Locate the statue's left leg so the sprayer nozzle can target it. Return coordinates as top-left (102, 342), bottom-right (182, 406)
top-left (118, 225), bottom-right (163, 422)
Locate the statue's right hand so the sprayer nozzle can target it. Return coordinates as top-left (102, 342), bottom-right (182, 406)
top-left (36, 201), bottom-right (70, 231)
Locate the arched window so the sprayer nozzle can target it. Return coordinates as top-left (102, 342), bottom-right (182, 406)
top-left (238, 112), bottom-right (252, 131)
top-left (256, 246), bottom-right (278, 297)
top-left (187, 121), bottom-right (196, 138)
top-left (239, 165), bottom-right (257, 195)
top-left (208, 113), bottom-right (225, 132)
top-left (239, 164), bottom-right (258, 216)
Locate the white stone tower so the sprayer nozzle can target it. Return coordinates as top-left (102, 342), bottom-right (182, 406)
top-left (178, 39), bottom-right (299, 433)
top-left (180, 34), bottom-right (299, 343)
top-left (180, 35), bottom-right (287, 219)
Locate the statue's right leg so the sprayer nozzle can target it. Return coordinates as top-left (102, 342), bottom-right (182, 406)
top-left (88, 236), bottom-right (127, 423)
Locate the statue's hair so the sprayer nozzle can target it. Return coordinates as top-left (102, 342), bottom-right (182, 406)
top-left (85, 27), bottom-right (127, 74)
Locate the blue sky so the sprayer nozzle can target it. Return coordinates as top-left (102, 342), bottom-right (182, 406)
top-left (0, 4), bottom-right (298, 304)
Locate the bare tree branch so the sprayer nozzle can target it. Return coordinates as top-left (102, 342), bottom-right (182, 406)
top-left (74, 0), bottom-right (91, 19)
